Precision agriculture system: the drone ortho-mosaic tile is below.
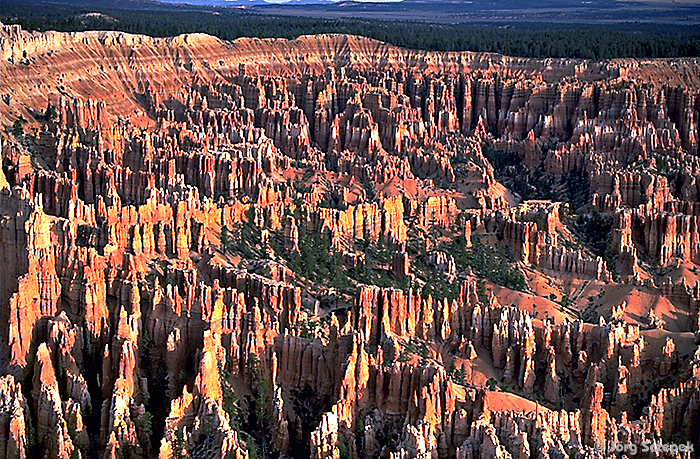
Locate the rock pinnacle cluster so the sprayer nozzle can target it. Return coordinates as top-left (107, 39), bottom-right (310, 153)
top-left (0, 23), bottom-right (699, 459)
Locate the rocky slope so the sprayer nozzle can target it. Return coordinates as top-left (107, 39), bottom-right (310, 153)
top-left (0, 22), bottom-right (699, 459)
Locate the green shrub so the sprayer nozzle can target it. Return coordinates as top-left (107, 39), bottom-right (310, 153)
top-left (133, 411), bottom-right (153, 438)
top-left (443, 236), bottom-right (527, 292)
top-left (486, 378), bottom-right (498, 391)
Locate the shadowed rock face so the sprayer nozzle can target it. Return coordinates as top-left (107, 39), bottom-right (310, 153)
top-left (1, 21), bottom-right (700, 459)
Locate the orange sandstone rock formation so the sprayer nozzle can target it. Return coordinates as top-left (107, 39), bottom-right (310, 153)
top-left (0, 21), bottom-right (699, 459)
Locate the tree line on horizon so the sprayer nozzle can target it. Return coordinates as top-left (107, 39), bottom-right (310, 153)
top-left (2, 1), bottom-right (699, 60)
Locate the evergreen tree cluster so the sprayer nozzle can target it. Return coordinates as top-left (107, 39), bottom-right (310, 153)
top-left (2, 1), bottom-right (699, 59)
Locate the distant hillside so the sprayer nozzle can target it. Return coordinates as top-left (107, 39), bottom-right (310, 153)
top-left (1, 0), bottom-right (699, 59)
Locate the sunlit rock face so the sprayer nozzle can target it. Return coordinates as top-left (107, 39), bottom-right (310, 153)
top-left (1, 21), bottom-right (700, 459)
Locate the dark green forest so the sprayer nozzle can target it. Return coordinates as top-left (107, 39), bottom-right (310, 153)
top-left (1, 0), bottom-right (699, 59)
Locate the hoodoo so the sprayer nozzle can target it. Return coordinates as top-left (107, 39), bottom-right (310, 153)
top-left (0, 21), bottom-right (699, 459)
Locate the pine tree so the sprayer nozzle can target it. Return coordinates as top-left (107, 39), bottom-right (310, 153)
top-left (221, 225), bottom-right (229, 253)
